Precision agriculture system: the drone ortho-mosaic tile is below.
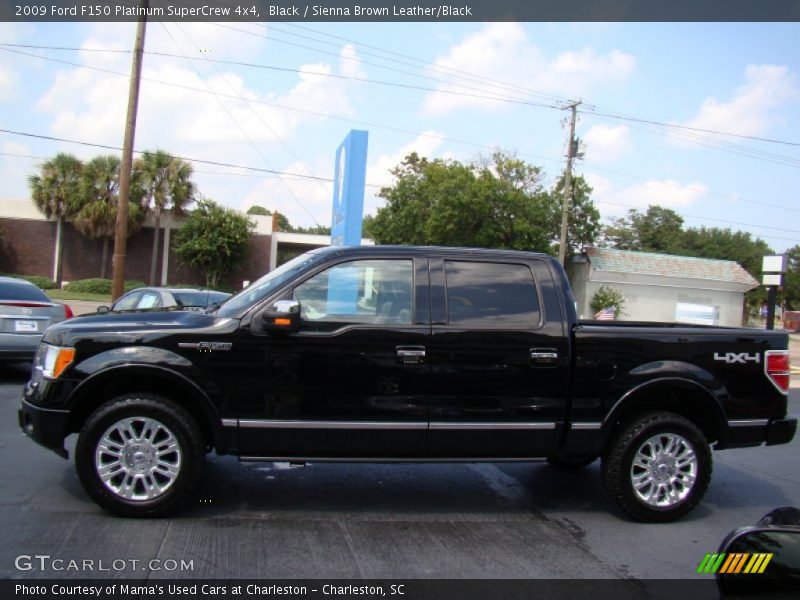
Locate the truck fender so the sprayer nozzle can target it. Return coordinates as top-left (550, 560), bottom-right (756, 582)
top-left (600, 362), bottom-right (729, 446)
top-left (66, 360), bottom-right (226, 452)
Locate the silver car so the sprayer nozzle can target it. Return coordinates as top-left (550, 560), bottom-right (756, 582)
top-left (0, 276), bottom-right (72, 362)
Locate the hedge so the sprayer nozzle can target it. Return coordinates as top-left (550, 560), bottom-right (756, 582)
top-left (63, 278), bottom-right (147, 294)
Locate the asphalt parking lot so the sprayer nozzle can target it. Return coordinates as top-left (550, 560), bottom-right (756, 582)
top-left (1, 361), bottom-right (798, 583)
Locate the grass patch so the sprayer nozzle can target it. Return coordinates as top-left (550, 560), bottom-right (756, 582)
top-left (46, 289), bottom-right (111, 303)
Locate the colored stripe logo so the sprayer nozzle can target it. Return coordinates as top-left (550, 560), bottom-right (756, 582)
top-left (696, 553), bottom-right (773, 574)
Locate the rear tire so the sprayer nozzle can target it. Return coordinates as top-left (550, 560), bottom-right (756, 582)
top-left (601, 412), bottom-right (711, 522)
top-left (75, 394), bottom-right (205, 517)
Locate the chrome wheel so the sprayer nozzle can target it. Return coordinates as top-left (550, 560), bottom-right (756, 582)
top-left (95, 416), bottom-right (182, 502)
top-left (630, 432), bottom-right (697, 508)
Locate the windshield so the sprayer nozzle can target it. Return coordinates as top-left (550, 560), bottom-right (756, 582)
top-left (216, 251), bottom-right (324, 317)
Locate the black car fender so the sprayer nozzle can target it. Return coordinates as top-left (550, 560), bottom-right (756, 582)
top-left (65, 359), bottom-right (228, 452)
top-left (599, 361), bottom-right (729, 448)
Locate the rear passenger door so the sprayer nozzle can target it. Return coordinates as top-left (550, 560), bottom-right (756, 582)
top-left (427, 257), bottom-right (569, 457)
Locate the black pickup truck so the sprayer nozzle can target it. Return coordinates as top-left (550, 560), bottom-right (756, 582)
top-left (19, 246), bottom-right (796, 521)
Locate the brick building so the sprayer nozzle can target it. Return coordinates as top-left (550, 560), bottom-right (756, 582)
top-left (0, 199), bottom-right (277, 289)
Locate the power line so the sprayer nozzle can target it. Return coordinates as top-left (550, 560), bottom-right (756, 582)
top-left (6, 41), bottom-right (798, 169)
top-left (0, 147), bottom-right (385, 188)
top-left (2, 137), bottom-right (796, 241)
top-left (596, 200), bottom-right (800, 235)
top-left (0, 127), bottom-right (338, 182)
top-left (0, 41), bottom-right (557, 111)
top-left (158, 21), bottom-right (319, 224)
top-left (580, 107), bottom-right (800, 148)
top-left (584, 111), bottom-right (800, 168)
top-left (270, 21), bottom-right (569, 105)
top-left (3, 41), bottom-right (798, 215)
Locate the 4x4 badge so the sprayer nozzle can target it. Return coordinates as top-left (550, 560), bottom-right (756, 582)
top-left (178, 342), bottom-right (233, 352)
top-left (714, 352), bottom-right (760, 364)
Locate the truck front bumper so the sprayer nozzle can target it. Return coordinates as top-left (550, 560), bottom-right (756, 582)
top-left (18, 398), bottom-right (70, 459)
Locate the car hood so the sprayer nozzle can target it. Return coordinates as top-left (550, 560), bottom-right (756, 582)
top-left (42, 310), bottom-right (238, 347)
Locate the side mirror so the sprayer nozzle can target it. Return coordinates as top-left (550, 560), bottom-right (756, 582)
top-left (715, 507), bottom-right (800, 596)
top-left (260, 299), bottom-right (301, 333)
top-left (97, 306), bottom-right (110, 314)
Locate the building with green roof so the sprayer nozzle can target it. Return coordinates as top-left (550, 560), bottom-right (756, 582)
top-left (570, 247), bottom-right (759, 326)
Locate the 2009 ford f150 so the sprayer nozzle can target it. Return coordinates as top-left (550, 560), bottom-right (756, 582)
top-left (18, 246), bottom-right (796, 521)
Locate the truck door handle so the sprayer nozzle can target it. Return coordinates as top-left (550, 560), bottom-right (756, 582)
top-left (530, 348), bottom-right (558, 363)
top-left (397, 346), bottom-right (426, 365)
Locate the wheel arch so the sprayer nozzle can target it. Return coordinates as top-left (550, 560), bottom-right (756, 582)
top-left (600, 377), bottom-right (727, 451)
top-left (65, 365), bottom-right (227, 453)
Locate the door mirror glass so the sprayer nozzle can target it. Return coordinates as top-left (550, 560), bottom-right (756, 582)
top-left (260, 299), bottom-right (301, 333)
top-left (716, 525), bottom-right (800, 596)
top-left (96, 306), bottom-right (109, 314)
top-left (273, 299), bottom-right (300, 314)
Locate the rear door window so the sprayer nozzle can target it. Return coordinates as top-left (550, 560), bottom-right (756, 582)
top-left (136, 291), bottom-right (163, 309)
top-left (444, 261), bottom-right (540, 328)
top-left (113, 291), bottom-right (142, 311)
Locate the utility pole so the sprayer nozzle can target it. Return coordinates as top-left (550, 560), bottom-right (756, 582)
top-left (111, 1), bottom-right (148, 301)
top-left (558, 101), bottom-right (581, 266)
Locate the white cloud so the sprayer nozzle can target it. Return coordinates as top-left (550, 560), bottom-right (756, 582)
top-left (339, 44), bottom-right (366, 79)
top-left (591, 178), bottom-right (709, 217)
top-left (243, 158), bottom-right (333, 227)
top-left (0, 141), bottom-right (33, 198)
top-left (422, 23), bottom-right (635, 114)
top-left (366, 131), bottom-right (446, 190)
top-left (35, 32), bottom-right (366, 156)
top-left (582, 124), bottom-right (631, 163)
top-left (0, 23), bottom-right (32, 102)
top-left (0, 64), bottom-right (20, 101)
top-left (679, 64), bottom-right (797, 138)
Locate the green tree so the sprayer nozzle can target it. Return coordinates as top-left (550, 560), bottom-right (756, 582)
top-left (590, 285), bottom-right (625, 319)
top-left (372, 152), bottom-right (553, 251)
top-left (370, 152), bottom-right (599, 257)
top-left (173, 199), bottom-right (255, 288)
top-left (293, 224), bottom-right (332, 235)
top-left (550, 173), bottom-right (600, 262)
top-left (28, 153), bottom-right (84, 286)
top-left (136, 150), bottom-right (196, 285)
top-left (73, 155), bottom-right (145, 279)
top-left (246, 206), bottom-right (294, 231)
top-left (246, 205), bottom-right (271, 216)
top-left (601, 205), bottom-right (685, 253)
top-left (680, 226), bottom-right (773, 318)
top-left (782, 246), bottom-right (800, 311)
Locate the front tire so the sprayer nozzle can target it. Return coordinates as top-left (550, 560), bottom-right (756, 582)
top-left (601, 412), bottom-right (711, 522)
top-left (75, 394), bottom-right (205, 517)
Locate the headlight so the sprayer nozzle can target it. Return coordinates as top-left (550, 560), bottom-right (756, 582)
top-left (35, 344), bottom-right (76, 379)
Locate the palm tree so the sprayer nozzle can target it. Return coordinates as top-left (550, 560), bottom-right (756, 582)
top-left (28, 153), bottom-right (84, 286)
top-left (136, 150), bottom-right (196, 285)
top-left (73, 155), bottom-right (145, 278)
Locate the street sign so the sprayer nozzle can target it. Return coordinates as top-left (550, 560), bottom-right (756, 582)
top-left (762, 255), bottom-right (788, 273)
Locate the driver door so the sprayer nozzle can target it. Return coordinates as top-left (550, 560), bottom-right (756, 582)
top-left (234, 256), bottom-right (431, 458)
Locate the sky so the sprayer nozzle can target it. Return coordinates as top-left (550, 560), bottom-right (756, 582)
top-left (0, 19), bottom-right (798, 252)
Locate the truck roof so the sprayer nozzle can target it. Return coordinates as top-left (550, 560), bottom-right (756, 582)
top-left (310, 245), bottom-right (556, 261)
